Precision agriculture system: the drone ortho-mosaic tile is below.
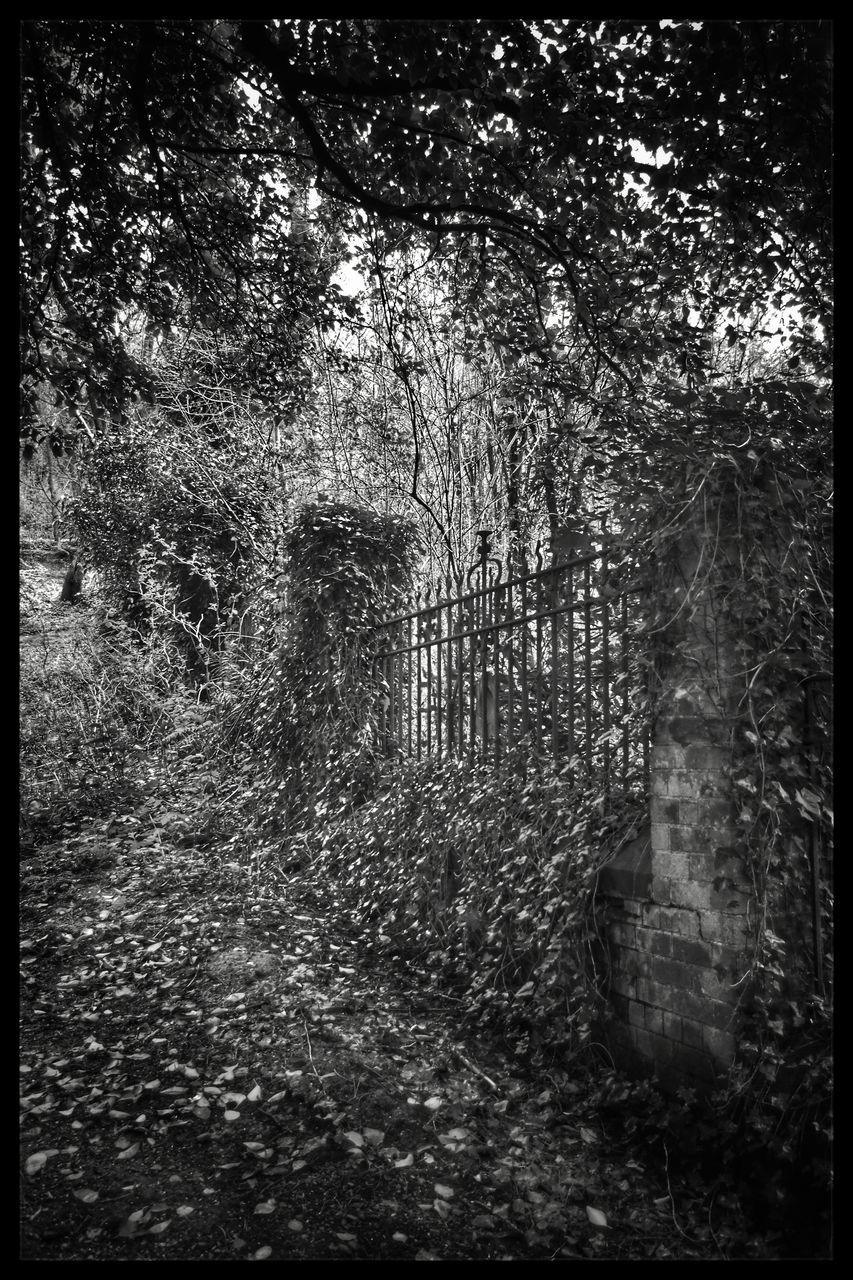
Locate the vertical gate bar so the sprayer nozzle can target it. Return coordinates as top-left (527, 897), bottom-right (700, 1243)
top-left (447, 578), bottom-right (456, 755)
top-left (479, 537), bottom-right (484, 757)
top-left (601, 551), bottom-right (611, 802)
top-left (506, 577), bottom-right (515, 750)
top-left (416, 595), bottom-right (423, 761)
top-left (425, 591), bottom-right (433, 757)
top-left (550, 568), bottom-right (559, 758)
top-left (380, 647), bottom-right (387, 756)
top-left (584, 560), bottom-right (592, 776)
top-left (436, 593), bottom-right (442, 759)
top-left (566, 567), bottom-right (575, 764)
top-left (805, 681), bottom-right (825, 994)
top-left (457, 582), bottom-right (465, 757)
top-left (396, 619), bottom-right (403, 759)
top-left (389, 643), bottom-right (395, 760)
top-left (492, 575), bottom-right (499, 768)
top-left (535, 571), bottom-right (543, 753)
top-left (621, 593), bottom-right (629, 789)
top-left (520, 574), bottom-right (529, 737)
top-left (407, 611), bottom-right (413, 758)
top-left (468, 588), bottom-right (476, 762)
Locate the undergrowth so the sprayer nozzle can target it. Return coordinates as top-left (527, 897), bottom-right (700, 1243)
top-left (232, 745), bottom-right (646, 1071)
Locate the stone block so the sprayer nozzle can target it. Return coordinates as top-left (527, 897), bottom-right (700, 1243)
top-left (651, 875), bottom-right (673, 904)
top-left (647, 1029), bottom-right (674, 1064)
top-left (598, 833), bottom-right (652, 900)
top-left (652, 798), bottom-right (680, 824)
top-left (668, 881), bottom-right (712, 912)
top-left (697, 967), bottom-right (738, 1001)
top-left (652, 851), bottom-right (692, 881)
top-left (709, 885), bottom-right (750, 914)
top-left (650, 821), bottom-right (671, 852)
top-left (704, 797), bottom-right (735, 824)
top-left (701, 1025), bottom-right (737, 1063)
top-left (649, 931), bottom-right (672, 957)
top-left (634, 1027), bottom-right (653, 1060)
top-left (669, 825), bottom-right (710, 853)
top-left (651, 956), bottom-right (697, 990)
top-left (706, 943), bottom-right (742, 972)
top-left (656, 906), bottom-right (700, 938)
top-left (644, 1005), bottom-right (664, 1036)
top-left (628, 999), bottom-right (646, 1028)
top-left (681, 1018), bottom-right (704, 1049)
top-left (687, 854), bottom-right (718, 883)
top-left (669, 935), bottom-right (713, 967)
top-left (663, 1011), bottom-right (683, 1042)
top-left (651, 743), bottom-right (687, 769)
top-left (676, 799), bottom-right (701, 825)
top-left (701, 999), bottom-right (739, 1031)
top-left (684, 743), bottom-right (724, 771)
top-left (610, 972), bottom-right (637, 999)
top-left (643, 904), bottom-right (661, 929)
top-left (700, 911), bottom-right (749, 948)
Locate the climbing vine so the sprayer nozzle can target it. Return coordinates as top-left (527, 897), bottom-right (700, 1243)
top-left (220, 501), bottom-right (419, 831)
top-left (607, 374), bottom-right (833, 1237)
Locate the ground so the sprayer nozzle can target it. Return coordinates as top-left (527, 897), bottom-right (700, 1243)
top-left (18, 559), bottom-right (784, 1261)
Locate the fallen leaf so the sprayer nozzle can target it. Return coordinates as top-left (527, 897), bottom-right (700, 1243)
top-left (586, 1206), bottom-right (608, 1228)
top-left (342, 1131), bottom-right (363, 1147)
top-left (25, 1152), bottom-right (49, 1175)
top-left (423, 1097), bottom-right (442, 1111)
top-left (148, 1220), bottom-right (170, 1235)
top-left (73, 1189), bottom-right (99, 1203)
top-left (394, 1153), bottom-right (413, 1168)
top-left (247, 1084), bottom-right (262, 1102)
top-left (254, 1200), bottom-right (276, 1215)
top-left (434, 1183), bottom-right (454, 1199)
top-left (117, 1143), bottom-right (140, 1160)
top-left (223, 1110), bottom-right (240, 1122)
top-left (287, 1219), bottom-right (303, 1232)
top-left (176, 1205), bottom-right (194, 1217)
top-left (253, 1246), bottom-right (272, 1260)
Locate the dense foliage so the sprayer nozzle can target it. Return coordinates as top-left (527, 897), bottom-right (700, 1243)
top-left (219, 501), bottom-right (419, 825)
top-left (20, 17), bottom-right (831, 1260)
top-left (22, 19), bottom-right (830, 454)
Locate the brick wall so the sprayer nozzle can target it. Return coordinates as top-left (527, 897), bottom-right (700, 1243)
top-left (598, 510), bottom-right (753, 1092)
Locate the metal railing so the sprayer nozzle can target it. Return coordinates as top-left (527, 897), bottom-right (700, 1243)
top-left (372, 531), bottom-right (649, 792)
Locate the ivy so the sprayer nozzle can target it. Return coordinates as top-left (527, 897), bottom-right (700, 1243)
top-left (306, 748), bottom-right (647, 1066)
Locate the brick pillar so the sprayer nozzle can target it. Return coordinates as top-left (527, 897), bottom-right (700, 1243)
top-left (600, 501), bottom-right (753, 1093)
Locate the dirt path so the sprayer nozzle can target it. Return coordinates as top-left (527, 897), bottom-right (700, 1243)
top-left (20, 791), bottom-right (730, 1261)
top-left (19, 561), bottom-right (729, 1260)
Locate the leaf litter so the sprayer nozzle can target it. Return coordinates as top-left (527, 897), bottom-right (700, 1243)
top-left (21, 675), bottom-right (733, 1261)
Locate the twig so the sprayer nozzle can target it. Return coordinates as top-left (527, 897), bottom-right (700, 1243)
top-left (662, 1140), bottom-right (697, 1244)
top-left (453, 1048), bottom-right (498, 1092)
top-left (302, 1016), bottom-right (327, 1094)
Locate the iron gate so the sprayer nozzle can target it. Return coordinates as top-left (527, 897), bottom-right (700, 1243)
top-left (373, 531), bottom-right (649, 792)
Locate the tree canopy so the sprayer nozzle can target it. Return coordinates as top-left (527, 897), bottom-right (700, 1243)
top-left (22, 18), bottom-right (831, 453)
